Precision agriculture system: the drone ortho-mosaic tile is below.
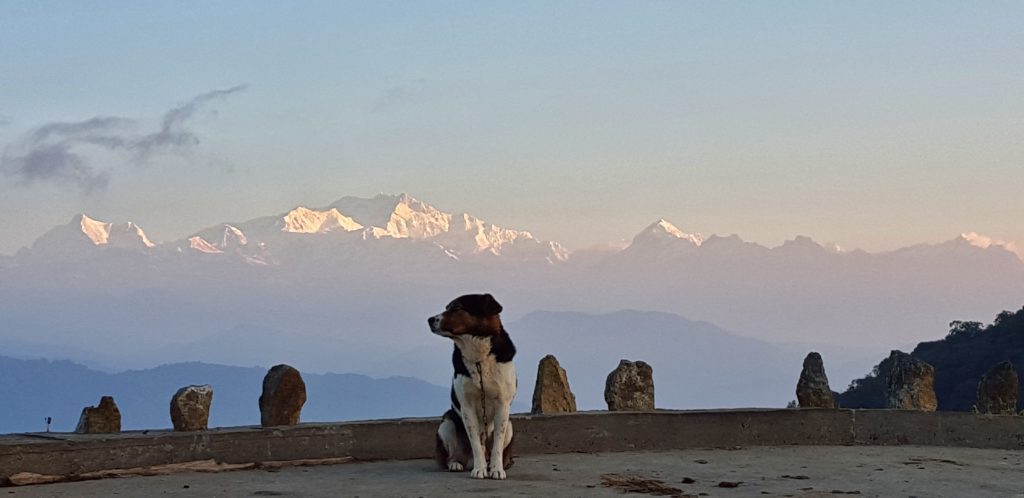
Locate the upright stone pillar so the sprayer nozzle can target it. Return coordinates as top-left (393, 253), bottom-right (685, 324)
top-left (796, 352), bottom-right (836, 408)
top-left (885, 350), bottom-right (937, 411)
top-left (977, 361), bottom-right (1019, 415)
top-left (532, 354), bottom-right (577, 414)
top-left (260, 364), bottom-right (307, 427)
top-left (75, 396), bottom-right (121, 434)
top-left (604, 359), bottom-right (654, 411)
top-left (171, 385), bottom-right (213, 431)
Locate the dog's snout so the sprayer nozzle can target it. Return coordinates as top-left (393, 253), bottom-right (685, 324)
top-left (428, 316), bottom-right (438, 327)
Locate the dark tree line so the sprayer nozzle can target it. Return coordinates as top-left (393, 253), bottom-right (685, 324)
top-left (838, 306), bottom-right (1024, 411)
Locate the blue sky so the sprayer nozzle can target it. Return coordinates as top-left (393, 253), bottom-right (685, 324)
top-left (1, 1), bottom-right (1022, 255)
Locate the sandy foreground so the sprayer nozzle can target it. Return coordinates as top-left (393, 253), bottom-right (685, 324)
top-left (6, 445), bottom-right (1024, 497)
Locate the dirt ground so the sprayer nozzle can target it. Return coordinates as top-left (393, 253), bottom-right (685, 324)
top-left (7, 445), bottom-right (1024, 497)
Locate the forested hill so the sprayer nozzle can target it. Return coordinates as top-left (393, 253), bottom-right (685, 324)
top-left (838, 307), bottom-right (1024, 412)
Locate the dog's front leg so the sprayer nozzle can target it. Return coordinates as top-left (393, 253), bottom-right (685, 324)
top-left (488, 403), bottom-right (512, 480)
top-left (459, 405), bottom-right (488, 479)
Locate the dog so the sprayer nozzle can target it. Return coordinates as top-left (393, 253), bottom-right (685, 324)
top-left (429, 293), bottom-right (516, 480)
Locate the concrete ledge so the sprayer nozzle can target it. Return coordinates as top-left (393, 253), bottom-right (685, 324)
top-left (3, 409), bottom-right (1023, 483)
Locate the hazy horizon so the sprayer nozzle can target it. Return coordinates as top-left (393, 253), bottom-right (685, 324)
top-left (2, 1), bottom-right (1023, 256)
top-left (2, 189), bottom-right (1023, 428)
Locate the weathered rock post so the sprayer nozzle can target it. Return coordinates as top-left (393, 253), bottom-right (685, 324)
top-left (532, 354), bottom-right (577, 414)
top-left (75, 396), bottom-right (121, 434)
top-left (977, 361), bottom-right (1019, 415)
top-left (604, 359), bottom-right (654, 411)
top-left (885, 350), bottom-right (937, 411)
top-left (260, 364), bottom-right (307, 427)
top-left (170, 384), bottom-right (213, 431)
top-left (796, 352), bottom-right (836, 408)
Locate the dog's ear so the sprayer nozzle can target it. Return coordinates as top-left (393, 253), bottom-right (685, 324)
top-left (464, 293), bottom-right (502, 316)
top-left (480, 293), bottom-right (503, 315)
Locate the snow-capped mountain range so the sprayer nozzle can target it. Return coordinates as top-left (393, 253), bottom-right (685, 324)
top-left (3, 191), bottom-right (1023, 365)
top-left (21, 193), bottom-right (569, 265)
top-left (2, 192), bottom-right (1022, 420)
top-left (14, 192), bottom-right (1022, 266)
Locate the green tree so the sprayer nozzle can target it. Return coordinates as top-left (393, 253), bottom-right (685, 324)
top-left (838, 307), bottom-right (1024, 411)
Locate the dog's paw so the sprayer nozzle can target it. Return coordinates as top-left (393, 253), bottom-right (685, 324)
top-left (488, 467), bottom-right (507, 480)
top-left (447, 462), bottom-right (464, 472)
top-left (470, 467), bottom-right (487, 479)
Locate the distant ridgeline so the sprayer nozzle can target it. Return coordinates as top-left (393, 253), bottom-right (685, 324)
top-left (839, 306), bottom-right (1024, 411)
top-left (0, 359), bottom-right (454, 433)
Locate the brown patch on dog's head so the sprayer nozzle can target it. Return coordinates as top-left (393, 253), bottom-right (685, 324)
top-left (428, 294), bottom-right (503, 337)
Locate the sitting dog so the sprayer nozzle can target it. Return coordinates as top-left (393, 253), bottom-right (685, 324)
top-left (429, 293), bottom-right (516, 479)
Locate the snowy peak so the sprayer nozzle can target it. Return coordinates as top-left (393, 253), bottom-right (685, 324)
top-left (960, 232), bottom-right (1014, 250)
top-left (183, 224), bottom-right (269, 265)
top-left (385, 196), bottom-right (451, 239)
top-left (958, 232), bottom-right (1022, 260)
top-left (183, 224), bottom-right (249, 255)
top-left (73, 214), bottom-right (154, 249)
top-left (325, 194), bottom-right (567, 262)
top-left (220, 225), bottom-right (248, 248)
top-left (328, 193), bottom-right (450, 239)
top-left (281, 207), bottom-right (363, 234)
top-left (107, 221), bottom-right (156, 249)
top-left (441, 212), bottom-right (569, 261)
top-left (25, 214), bottom-right (156, 257)
top-left (188, 236), bottom-right (222, 254)
top-left (79, 214), bottom-right (111, 245)
top-left (631, 219), bottom-right (703, 247)
top-left (459, 212), bottom-right (535, 251)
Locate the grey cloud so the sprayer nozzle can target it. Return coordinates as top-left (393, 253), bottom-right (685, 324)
top-left (0, 114), bottom-right (11, 127)
top-left (133, 84), bottom-right (248, 160)
top-left (1, 116), bottom-right (128, 191)
top-left (0, 85), bottom-right (246, 194)
top-left (1, 143), bottom-right (110, 193)
top-left (29, 116), bottom-right (131, 143)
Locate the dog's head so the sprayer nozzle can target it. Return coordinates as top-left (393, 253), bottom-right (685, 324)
top-left (428, 294), bottom-right (504, 338)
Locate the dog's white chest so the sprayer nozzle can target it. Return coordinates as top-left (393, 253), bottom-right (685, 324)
top-left (460, 360), bottom-right (516, 401)
top-left (453, 336), bottom-right (517, 409)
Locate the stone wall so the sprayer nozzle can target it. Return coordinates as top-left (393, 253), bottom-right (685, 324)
top-left (3, 409), bottom-right (1024, 484)
top-left (10, 355), bottom-right (1021, 485)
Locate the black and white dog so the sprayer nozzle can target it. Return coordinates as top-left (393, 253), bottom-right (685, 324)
top-left (428, 294), bottom-right (516, 480)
